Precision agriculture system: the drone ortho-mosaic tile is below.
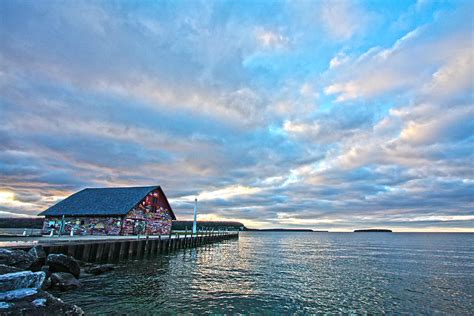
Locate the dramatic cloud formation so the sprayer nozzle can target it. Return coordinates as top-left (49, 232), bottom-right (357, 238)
top-left (1, 0), bottom-right (473, 231)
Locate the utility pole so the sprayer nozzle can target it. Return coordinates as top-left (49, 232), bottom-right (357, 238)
top-left (192, 197), bottom-right (198, 235)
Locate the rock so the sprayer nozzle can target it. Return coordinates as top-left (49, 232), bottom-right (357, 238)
top-left (32, 298), bottom-right (47, 307)
top-left (46, 254), bottom-right (81, 278)
top-left (41, 276), bottom-right (52, 290)
top-left (0, 288), bottom-right (37, 301)
top-left (76, 260), bottom-right (94, 268)
top-left (0, 249), bottom-right (34, 270)
top-left (50, 272), bottom-right (82, 291)
top-left (41, 264), bottom-right (52, 278)
top-left (0, 264), bottom-right (21, 275)
top-left (0, 271), bottom-right (46, 292)
top-left (0, 289), bottom-right (84, 315)
top-left (85, 263), bottom-right (115, 275)
top-left (0, 302), bottom-right (13, 309)
top-left (28, 246), bottom-right (46, 271)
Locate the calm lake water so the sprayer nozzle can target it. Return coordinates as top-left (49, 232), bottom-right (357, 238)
top-left (56, 232), bottom-right (474, 314)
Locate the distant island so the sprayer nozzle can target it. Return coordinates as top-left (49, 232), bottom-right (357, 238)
top-left (354, 229), bottom-right (392, 232)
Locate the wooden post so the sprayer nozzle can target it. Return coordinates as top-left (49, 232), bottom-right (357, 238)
top-left (109, 242), bottom-right (120, 262)
top-left (59, 245), bottom-right (68, 256)
top-left (130, 240), bottom-right (137, 258)
top-left (138, 239), bottom-right (146, 258)
top-left (154, 238), bottom-right (159, 255)
top-left (82, 244), bottom-right (91, 262)
top-left (101, 243), bottom-right (110, 262)
top-left (184, 229), bottom-right (187, 248)
top-left (95, 243), bottom-right (104, 262)
top-left (167, 231), bottom-right (172, 252)
top-left (67, 245), bottom-right (75, 257)
top-left (145, 235), bottom-right (150, 257)
top-left (107, 242), bottom-right (115, 262)
top-left (74, 244), bottom-right (84, 261)
top-left (89, 243), bottom-right (99, 263)
top-left (119, 241), bottom-right (129, 260)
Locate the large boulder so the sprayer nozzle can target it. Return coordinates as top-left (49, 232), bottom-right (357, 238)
top-left (0, 288), bottom-right (38, 301)
top-left (84, 264), bottom-right (115, 275)
top-left (46, 254), bottom-right (80, 278)
top-left (0, 249), bottom-right (34, 270)
top-left (28, 245), bottom-right (46, 271)
top-left (0, 271), bottom-right (46, 292)
top-left (0, 264), bottom-right (21, 275)
top-left (0, 288), bottom-right (84, 315)
top-left (50, 272), bottom-right (82, 291)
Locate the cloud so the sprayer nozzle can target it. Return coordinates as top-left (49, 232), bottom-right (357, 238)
top-left (324, 17), bottom-right (471, 102)
top-left (255, 28), bottom-right (289, 48)
top-left (0, 0), bottom-right (472, 231)
top-left (320, 0), bottom-right (371, 40)
top-left (399, 107), bottom-right (474, 145)
top-left (424, 49), bottom-right (474, 98)
top-left (329, 52), bottom-right (349, 69)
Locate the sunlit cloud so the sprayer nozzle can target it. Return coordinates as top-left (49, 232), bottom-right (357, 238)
top-left (0, 190), bottom-right (15, 204)
top-left (175, 185), bottom-right (263, 203)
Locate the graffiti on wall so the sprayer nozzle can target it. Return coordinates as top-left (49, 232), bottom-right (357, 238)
top-left (123, 189), bottom-right (172, 235)
top-left (42, 189), bottom-right (173, 236)
top-left (42, 216), bottom-right (123, 236)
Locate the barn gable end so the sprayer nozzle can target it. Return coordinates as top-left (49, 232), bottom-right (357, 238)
top-left (122, 188), bottom-right (174, 235)
top-left (39, 186), bottom-right (176, 236)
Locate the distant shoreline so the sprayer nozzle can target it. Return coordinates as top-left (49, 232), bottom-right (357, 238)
top-left (245, 228), bottom-right (329, 232)
top-left (354, 229), bottom-right (393, 233)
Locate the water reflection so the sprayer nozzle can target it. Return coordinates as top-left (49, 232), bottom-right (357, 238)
top-left (56, 232), bottom-right (474, 314)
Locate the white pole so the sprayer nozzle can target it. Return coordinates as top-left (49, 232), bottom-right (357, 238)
top-left (192, 197), bottom-right (198, 235)
top-left (59, 215), bottom-right (65, 237)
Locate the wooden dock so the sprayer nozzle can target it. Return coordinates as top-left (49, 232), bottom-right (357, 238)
top-left (5, 231), bottom-right (239, 263)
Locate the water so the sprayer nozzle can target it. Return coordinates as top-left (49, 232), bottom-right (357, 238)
top-left (56, 232), bottom-right (474, 314)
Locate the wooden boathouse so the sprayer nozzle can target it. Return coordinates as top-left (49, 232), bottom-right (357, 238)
top-left (38, 186), bottom-right (176, 236)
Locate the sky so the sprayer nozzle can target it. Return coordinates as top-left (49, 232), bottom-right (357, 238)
top-left (0, 0), bottom-right (473, 232)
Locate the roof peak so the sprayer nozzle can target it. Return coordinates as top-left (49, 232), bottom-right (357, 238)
top-left (83, 185), bottom-right (160, 190)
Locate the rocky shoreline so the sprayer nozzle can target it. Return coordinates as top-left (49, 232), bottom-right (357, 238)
top-left (0, 246), bottom-right (115, 315)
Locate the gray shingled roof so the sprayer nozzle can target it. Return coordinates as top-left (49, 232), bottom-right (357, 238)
top-left (38, 186), bottom-right (176, 219)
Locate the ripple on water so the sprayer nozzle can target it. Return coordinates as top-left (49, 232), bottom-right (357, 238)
top-left (55, 232), bottom-right (474, 314)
